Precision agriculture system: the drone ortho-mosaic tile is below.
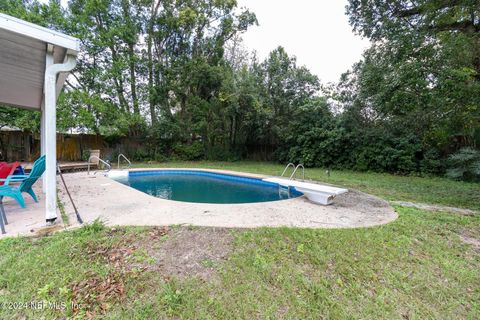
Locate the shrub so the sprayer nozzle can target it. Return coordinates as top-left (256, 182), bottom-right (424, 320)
top-left (154, 152), bottom-right (168, 162)
top-left (205, 145), bottom-right (241, 161)
top-left (446, 147), bottom-right (480, 181)
top-left (419, 149), bottom-right (444, 175)
top-left (172, 141), bottom-right (205, 160)
top-left (132, 149), bottom-right (151, 161)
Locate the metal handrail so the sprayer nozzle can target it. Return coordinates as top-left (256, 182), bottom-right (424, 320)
top-left (117, 153), bottom-right (132, 169)
top-left (87, 155), bottom-right (111, 175)
top-left (289, 164), bottom-right (305, 180)
top-left (281, 163), bottom-right (295, 177)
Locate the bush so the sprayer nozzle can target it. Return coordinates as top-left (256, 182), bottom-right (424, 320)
top-left (172, 142), bottom-right (205, 160)
top-left (446, 147), bottom-right (480, 181)
top-left (132, 149), bottom-right (151, 161)
top-left (353, 134), bottom-right (421, 174)
top-left (154, 152), bottom-right (168, 162)
top-left (205, 145), bottom-right (241, 161)
top-left (419, 149), bottom-right (444, 175)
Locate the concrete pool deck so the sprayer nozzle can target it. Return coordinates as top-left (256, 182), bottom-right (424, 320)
top-left (0, 168), bottom-right (397, 237)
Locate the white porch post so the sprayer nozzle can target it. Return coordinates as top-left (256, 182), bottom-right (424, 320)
top-left (41, 47), bottom-right (54, 194)
top-left (0, 13), bottom-right (80, 223)
top-left (40, 110), bottom-right (45, 156)
top-left (44, 50), bottom-right (57, 222)
top-left (43, 53), bottom-right (76, 222)
top-left (40, 109), bottom-right (46, 193)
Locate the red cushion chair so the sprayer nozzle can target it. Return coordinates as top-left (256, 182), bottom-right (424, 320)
top-left (0, 162), bottom-right (20, 186)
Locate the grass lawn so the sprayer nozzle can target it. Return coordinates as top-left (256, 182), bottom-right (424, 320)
top-left (0, 161), bottom-right (479, 319)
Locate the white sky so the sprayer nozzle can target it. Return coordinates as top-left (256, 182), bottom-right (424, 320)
top-left (237, 0), bottom-right (369, 83)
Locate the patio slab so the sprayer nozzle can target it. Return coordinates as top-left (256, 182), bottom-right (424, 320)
top-left (0, 182), bottom-right (65, 238)
top-left (1, 168), bottom-right (398, 238)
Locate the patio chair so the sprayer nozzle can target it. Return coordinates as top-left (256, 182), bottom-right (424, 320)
top-left (0, 161), bottom-right (20, 185)
top-left (0, 162), bottom-right (22, 233)
top-left (88, 149), bottom-right (100, 168)
top-left (0, 155), bottom-right (45, 203)
top-left (0, 156), bottom-right (45, 233)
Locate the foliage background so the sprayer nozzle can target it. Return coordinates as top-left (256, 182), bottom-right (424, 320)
top-left (0, 0), bottom-right (479, 180)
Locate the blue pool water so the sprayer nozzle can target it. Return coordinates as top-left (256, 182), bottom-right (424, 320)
top-left (114, 170), bottom-right (302, 204)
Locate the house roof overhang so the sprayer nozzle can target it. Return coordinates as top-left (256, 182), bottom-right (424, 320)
top-left (0, 13), bottom-right (80, 111)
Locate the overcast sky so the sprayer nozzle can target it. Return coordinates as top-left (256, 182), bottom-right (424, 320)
top-left (237, 0), bottom-right (369, 83)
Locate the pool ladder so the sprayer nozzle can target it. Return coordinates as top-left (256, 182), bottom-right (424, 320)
top-left (281, 163), bottom-right (305, 180)
top-left (88, 155), bottom-right (111, 175)
top-left (117, 153), bottom-right (132, 169)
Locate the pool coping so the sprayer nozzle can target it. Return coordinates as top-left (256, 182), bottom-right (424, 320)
top-left (125, 167), bottom-right (271, 180)
top-left (58, 167), bottom-right (397, 230)
top-left (0, 168), bottom-right (398, 238)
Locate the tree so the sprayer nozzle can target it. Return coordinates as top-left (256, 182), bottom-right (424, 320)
top-left (340, 0), bottom-right (480, 173)
top-left (255, 47), bottom-right (320, 147)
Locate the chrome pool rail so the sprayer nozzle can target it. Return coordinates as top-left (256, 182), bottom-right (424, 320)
top-left (289, 164), bottom-right (305, 181)
top-left (281, 163), bottom-right (305, 180)
top-left (117, 153), bottom-right (132, 169)
top-left (88, 155), bottom-right (111, 175)
top-left (281, 163), bottom-right (295, 177)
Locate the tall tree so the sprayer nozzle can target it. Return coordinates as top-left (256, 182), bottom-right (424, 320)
top-left (345, 0), bottom-right (480, 157)
top-left (256, 47), bottom-right (320, 146)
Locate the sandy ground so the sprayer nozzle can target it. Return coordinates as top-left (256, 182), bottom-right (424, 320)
top-left (0, 168), bottom-right (397, 238)
top-left (0, 183), bottom-right (51, 238)
top-left (391, 201), bottom-right (478, 216)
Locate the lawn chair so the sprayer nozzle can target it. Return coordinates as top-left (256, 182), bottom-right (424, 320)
top-left (0, 155), bottom-right (45, 234)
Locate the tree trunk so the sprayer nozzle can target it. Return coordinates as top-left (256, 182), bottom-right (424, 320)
top-left (128, 42), bottom-right (139, 114)
top-left (148, 36), bottom-right (156, 123)
top-left (121, 0), bottom-right (139, 115)
top-left (110, 46), bottom-right (129, 113)
top-left (147, 1), bottom-right (162, 125)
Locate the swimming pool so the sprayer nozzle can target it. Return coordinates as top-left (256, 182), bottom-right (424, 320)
top-left (111, 170), bottom-right (302, 204)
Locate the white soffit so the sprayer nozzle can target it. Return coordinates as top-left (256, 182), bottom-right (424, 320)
top-left (0, 13), bottom-right (79, 54)
top-left (0, 13), bottom-right (80, 110)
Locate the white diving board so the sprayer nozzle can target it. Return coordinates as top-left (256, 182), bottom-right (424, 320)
top-left (263, 177), bottom-right (348, 205)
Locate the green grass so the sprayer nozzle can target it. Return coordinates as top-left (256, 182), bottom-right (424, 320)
top-left (0, 161), bottom-right (479, 319)
top-left (132, 161), bottom-right (480, 210)
top-left (0, 209), bottom-right (478, 319)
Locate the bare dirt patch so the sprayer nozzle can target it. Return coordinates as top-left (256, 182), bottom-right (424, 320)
top-left (87, 226), bottom-right (234, 280)
top-left (141, 227), bottom-right (234, 279)
top-left (459, 231), bottom-right (480, 252)
top-left (391, 201), bottom-right (477, 216)
top-left (334, 189), bottom-right (393, 212)
top-left (74, 226), bottom-right (233, 317)
top-left (29, 224), bottom-right (65, 237)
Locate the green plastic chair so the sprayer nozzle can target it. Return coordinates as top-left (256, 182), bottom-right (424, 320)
top-left (0, 155), bottom-right (46, 234)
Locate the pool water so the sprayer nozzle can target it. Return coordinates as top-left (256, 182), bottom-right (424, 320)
top-left (114, 170), bottom-right (302, 204)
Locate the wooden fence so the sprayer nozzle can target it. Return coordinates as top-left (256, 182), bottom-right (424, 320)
top-left (0, 131), bottom-right (107, 162)
top-left (0, 130), bottom-right (276, 162)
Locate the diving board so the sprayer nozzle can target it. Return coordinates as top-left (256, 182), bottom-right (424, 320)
top-left (263, 177), bottom-right (348, 205)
